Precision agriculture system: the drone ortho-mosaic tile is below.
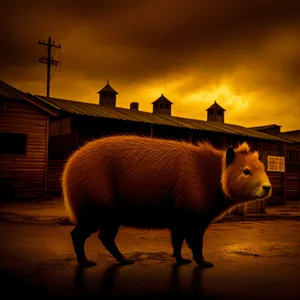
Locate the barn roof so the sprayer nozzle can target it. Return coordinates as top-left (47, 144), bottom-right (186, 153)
top-left (248, 124), bottom-right (282, 131)
top-left (206, 101), bottom-right (226, 111)
top-left (279, 130), bottom-right (300, 142)
top-left (151, 94), bottom-right (173, 104)
top-left (0, 80), bottom-right (59, 117)
top-left (97, 81), bottom-right (118, 94)
top-left (35, 95), bottom-right (292, 143)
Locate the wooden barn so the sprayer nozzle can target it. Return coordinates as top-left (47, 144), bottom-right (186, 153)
top-left (249, 125), bottom-right (300, 200)
top-left (0, 80), bottom-right (59, 201)
top-left (34, 81), bottom-right (293, 214)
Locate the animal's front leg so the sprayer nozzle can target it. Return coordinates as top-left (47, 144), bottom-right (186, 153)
top-left (184, 227), bottom-right (214, 268)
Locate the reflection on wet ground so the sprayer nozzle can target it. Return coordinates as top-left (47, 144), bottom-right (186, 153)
top-left (1, 220), bottom-right (300, 299)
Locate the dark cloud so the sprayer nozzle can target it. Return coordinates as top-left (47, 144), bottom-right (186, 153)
top-left (1, 0), bottom-right (300, 130)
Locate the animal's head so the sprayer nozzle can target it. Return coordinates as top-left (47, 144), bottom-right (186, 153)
top-left (221, 142), bottom-right (272, 203)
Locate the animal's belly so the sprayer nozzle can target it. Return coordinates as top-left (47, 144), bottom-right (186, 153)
top-left (116, 202), bottom-right (174, 229)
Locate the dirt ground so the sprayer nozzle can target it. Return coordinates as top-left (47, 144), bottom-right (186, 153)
top-left (1, 219), bottom-right (300, 299)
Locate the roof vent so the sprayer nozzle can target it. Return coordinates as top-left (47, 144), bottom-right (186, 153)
top-left (130, 102), bottom-right (139, 110)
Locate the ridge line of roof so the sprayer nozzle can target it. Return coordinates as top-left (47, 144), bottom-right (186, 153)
top-left (37, 96), bottom-right (292, 143)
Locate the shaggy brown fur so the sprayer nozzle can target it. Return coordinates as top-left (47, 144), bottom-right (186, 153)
top-left (62, 135), bottom-right (272, 268)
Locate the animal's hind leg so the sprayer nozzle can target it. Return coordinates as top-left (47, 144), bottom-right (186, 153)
top-left (184, 227), bottom-right (214, 268)
top-left (171, 228), bottom-right (192, 266)
top-left (71, 225), bottom-right (97, 267)
top-left (98, 223), bottom-right (134, 265)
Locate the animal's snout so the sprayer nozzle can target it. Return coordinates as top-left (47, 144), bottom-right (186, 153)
top-left (262, 184), bottom-right (272, 192)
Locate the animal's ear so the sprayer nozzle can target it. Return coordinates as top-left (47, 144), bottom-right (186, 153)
top-left (226, 146), bottom-right (235, 167)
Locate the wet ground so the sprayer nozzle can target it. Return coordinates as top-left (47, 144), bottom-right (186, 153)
top-left (1, 219), bottom-right (300, 299)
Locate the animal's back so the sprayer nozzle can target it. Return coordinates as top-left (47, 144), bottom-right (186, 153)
top-left (62, 135), bottom-right (205, 227)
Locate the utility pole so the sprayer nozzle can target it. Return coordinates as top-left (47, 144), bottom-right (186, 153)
top-left (38, 37), bottom-right (61, 97)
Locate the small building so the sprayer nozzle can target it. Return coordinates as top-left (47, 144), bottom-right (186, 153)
top-left (206, 100), bottom-right (226, 123)
top-left (0, 80), bottom-right (59, 201)
top-left (98, 80), bottom-right (118, 107)
top-left (152, 94), bottom-right (173, 116)
top-left (34, 82), bottom-right (292, 214)
top-left (249, 125), bottom-right (300, 200)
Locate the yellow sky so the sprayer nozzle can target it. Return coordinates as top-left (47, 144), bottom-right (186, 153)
top-left (1, 0), bottom-right (300, 131)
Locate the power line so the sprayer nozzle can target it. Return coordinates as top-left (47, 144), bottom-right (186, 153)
top-left (38, 37), bottom-right (61, 98)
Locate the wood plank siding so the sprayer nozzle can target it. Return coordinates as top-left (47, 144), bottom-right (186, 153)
top-left (285, 162), bottom-right (300, 199)
top-left (265, 172), bottom-right (284, 203)
top-left (285, 147), bottom-right (300, 199)
top-left (0, 99), bottom-right (48, 201)
top-left (48, 160), bottom-right (65, 195)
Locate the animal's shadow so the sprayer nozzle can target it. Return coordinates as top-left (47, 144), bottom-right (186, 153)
top-left (73, 262), bottom-right (208, 299)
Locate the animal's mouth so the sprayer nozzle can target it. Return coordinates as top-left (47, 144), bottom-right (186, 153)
top-left (250, 185), bottom-right (272, 200)
top-left (255, 192), bottom-right (272, 200)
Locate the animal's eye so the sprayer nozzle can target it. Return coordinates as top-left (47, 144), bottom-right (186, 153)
top-left (243, 168), bottom-right (251, 175)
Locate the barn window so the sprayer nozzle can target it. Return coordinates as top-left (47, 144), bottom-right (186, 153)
top-left (0, 132), bottom-right (27, 155)
top-left (154, 103), bottom-right (158, 109)
top-left (165, 103), bottom-right (170, 109)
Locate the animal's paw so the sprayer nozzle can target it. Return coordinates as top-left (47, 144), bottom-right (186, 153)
top-left (78, 259), bottom-right (97, 268)
top-left (195, 259), bottom-right (214, 268)
top-left (119, 259), bottom-right (135, 266)
top-left (173, 258), bottom-right (192, 266)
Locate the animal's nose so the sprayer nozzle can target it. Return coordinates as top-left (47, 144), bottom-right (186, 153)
top-left (262, 185), bottom-right (272, 192)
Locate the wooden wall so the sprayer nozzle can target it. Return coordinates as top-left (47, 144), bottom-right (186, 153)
top-left (48, 159), bottom-right (65, 195)
top-left (259, 141), bottom-right (285, 203)
top-left (49, 133), bottom-right (77, 160)
top-left (284, 146), bottom-right (300, 199)
top-left (0, 99), bottom-right (48, 201)
top-left (49, 116), bottom-right (71, 137)
top-left (73, 116), bottom-right (153, 141)
top-left (246, 199), bottom-right (267, 214)
top-left (285, 162), bottom-right (300, 199)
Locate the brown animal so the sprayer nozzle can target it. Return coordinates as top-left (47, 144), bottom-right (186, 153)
top-left (62, 135), bottom-right (272, 268)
